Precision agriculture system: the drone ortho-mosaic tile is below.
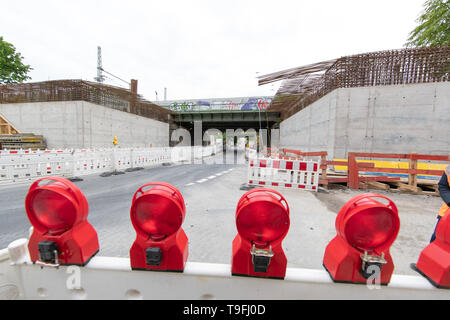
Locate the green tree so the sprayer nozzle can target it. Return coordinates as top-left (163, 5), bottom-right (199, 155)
top-left (405, 0), bottom-right (450, 47)
top-left (0, 36), bottom-right (32, 84)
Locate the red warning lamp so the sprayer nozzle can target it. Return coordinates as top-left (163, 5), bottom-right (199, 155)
top-left (414, 209), bottom-right (450, 288)
top-left (323, 193), bottom-right (400, 285)
top-left (129, 182), bottom-right (188, 272)
top-left (25, 177), bottom-right (99, 266)
top-left (231, 188), bottom-right (290, 279)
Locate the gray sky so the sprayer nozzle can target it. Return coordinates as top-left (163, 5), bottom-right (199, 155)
top-left (1, 0), bottom-right (426, 101)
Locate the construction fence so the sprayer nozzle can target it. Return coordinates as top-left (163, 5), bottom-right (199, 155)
top-left (252, 147), bottom-right (450, 195)
top-left (0, 146), bottom-right (218, 185)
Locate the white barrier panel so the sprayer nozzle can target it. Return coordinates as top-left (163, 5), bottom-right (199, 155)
top-left (1, 239), bottom-right (449, 300)
top-left (0, 149), bottom-right (75, 183)
top-left (0, 146), bottom-right (217, 185)
top-left (248, 157), bottom-right (321, 192)
top-left (245, 147), bottom-right (258, 160)
top-left (73, 148), bottom-right (113, 176)
top-left (132, 148), bottom-right (170, 167)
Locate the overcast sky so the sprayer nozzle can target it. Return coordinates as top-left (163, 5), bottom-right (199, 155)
top-left (1, 0), bottom-right (426, 101)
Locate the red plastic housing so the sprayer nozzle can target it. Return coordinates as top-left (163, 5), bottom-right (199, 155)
top-left (323, 193), bottom-right (400, 284)
top-left (231, 188), bottom-right (290, 279)
top-left (415, 209), bottom-right (450, 288)
top-left (129, 182), bottom-right (188, 272)
top-left (25, 177), bottom-right (99, 266)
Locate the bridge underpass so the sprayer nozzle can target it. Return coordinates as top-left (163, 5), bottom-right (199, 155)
top-left (170, 110), bottom-right (281, 148)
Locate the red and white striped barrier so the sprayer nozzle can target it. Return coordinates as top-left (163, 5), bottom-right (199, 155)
top-left (248, 157), bottom-right (321, 191)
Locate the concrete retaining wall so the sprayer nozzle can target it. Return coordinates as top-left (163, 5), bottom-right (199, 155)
top-left (280, 82), bottom-right (450, 159)
top-left (0, 101), bottom-right (169, 148)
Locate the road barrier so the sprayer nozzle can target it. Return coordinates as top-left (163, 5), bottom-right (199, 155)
top-left (258, 148), bottom-right (449, 194)
top-left (248, 157), bottom-right (321, 191)
top-left (347, 152), bottom-right (450, 191)
top-left (0, 145), bottom-right (218, 185)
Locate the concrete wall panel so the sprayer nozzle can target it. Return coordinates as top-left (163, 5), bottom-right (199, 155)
top-left (0, 101), bottom-right (169, 149)
top-left (279, 82), bottom-right (450, 159)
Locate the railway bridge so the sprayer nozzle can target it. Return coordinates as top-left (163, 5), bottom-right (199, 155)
top-left (157, 96), bottom-right (280, 147)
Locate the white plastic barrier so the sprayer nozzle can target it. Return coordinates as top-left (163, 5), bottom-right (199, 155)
top-left (73, 148), bottom-right (112, 176)
top-left (245, 147), bottom-right (258, 159)
top-left (248, 157), bottom-right (321, 192)
top-left (132, 147), bottom-right (171, 168)
top-left (1, 238), bottom-right (450, 300)
top-left (0, 146), bottom-right (217, 185)
top-left (0, 149), bottom-right (75, 183)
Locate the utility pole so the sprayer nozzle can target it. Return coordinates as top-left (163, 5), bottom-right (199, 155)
top-left (94, 46), bottom-right (105, 83)
top-left (130, 79), bottom-right (138, 114)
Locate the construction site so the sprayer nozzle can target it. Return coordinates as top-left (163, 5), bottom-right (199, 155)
top-left (0, 44), bottom-right (450, 301)
top-left (1, 46), bottom-right (449, 193)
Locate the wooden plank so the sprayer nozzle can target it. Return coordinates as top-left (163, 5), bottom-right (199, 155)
top-left (421, 191), bottom-right (439, 196)
top-left (358, 163), bottom-right (375, 168)
top-left (389, 181), bottom-right (422, 193)
top-left (352, 152), bottom-right (413, 159)
top-left (410, 154), bottom-right (450, 161)
top-left (323, 178), bottom-right (348, 183)
top-left (359, 182), bottom-right (368, 189)
top-left (360, 167), bottom-right (443, 176)
top-left (300, 151), bottom-right (328, 157)
top-left (366, 181), bottom-right (391, 190)
top-left (408, 152), bottom-right (418, 187)
top-left (358, 176), bottom-right (401, 182)
top-left (348, 153), bottom-right (359, 189)
top-left (0, 114), bottom-right (20, 134)
top-left (325, 161), bottom-right (348, 166)
top-left (352, 152), bottom-right (450, 162)
top-left (320, 154), bottom-right (328, 181)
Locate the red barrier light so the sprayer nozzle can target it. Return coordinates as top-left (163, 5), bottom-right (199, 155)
top-left (28, 188), bottom-right (78, 234)
top-left (130, 182), bottom-right (188, 272)
top-left (323, 193), bottom-right (400, 284)
top-left (342, 206), bottom-right (398, 251)
top-left (231, 188), bottom-right (290, 279)
top-left (25, 177), bottom-right (99, 266)
top-left (414, 209), bottom-right (450, 288)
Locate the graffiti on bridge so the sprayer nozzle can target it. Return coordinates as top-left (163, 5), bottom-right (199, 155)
top-left (166, 97), bottom-right (272, 112)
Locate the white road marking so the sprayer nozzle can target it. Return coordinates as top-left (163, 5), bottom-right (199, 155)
top-left (189, 169), bottom-right (233, 185)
